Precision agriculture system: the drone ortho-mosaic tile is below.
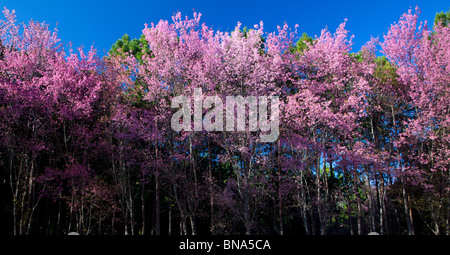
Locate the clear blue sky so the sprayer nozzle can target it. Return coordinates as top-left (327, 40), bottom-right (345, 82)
top-left (1, 0), bottom-right (448, 56)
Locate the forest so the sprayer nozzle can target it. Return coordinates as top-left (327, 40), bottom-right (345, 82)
top-left (0, 6), bottom-right (449, 235)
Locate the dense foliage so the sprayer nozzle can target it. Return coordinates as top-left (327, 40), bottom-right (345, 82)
top-left (0, 6), bottom-right (448, 235)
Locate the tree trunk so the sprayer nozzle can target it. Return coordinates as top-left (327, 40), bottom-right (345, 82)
top-left (348, 197), bottom-right (353, 235)
top-left (380, 175), bottom-right (388, 235)
top-left (345, 169), bottom-right (353, 235)
top-left (155, 170), bottom-right (160, 235)
top-left (188, 135), bottom-right (197, 235)
top-left (9, 152), bottom-right (17, 235)
top-left (126, 164), bottom-right (135, 235)
top-left (168, 201), bottom-right (172, 235)
top-left (190, 214), bottom-right (197, 235)
top-left (302, 207), bottom-right (310, 235)
top-left (180, 215), bottom-right (188, 235)
top-left (444, 167), bottom-right (450, 235)
top-left (155, 143), bottom-right (161, 235)
top-left (321, 156), bottom-right (329, 235)
top-left (355, 167), bottom-right (362, 235)
top-left (244, 202), bottom-right (251, 235)
top-left (357, 195), bottom-right (362, 235)
top-left (315, 152), bottom-right (322, 235)
top-left (407, 193), bottom-right (414, 235)
top-left (401, 177), bottom-right (414, 235)
top-left (297, 162), bottom-right (311, 235)
top-left (141, 182), bottom-right (145, 235)
top-left (208, 139), bottom-right (215, 234)
top-left (277, 140), bottom-right (284, 235)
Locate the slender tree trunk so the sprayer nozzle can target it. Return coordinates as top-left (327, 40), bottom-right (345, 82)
top-left (367, 177), bottom-right (374, 233)
top-left (56, 198), bottom-right (61, 235)
top-left (180, 213), bottom-right (188, 235)
top-left (244, 201), bottom-right (251, 235)
top-left (382, 189), bottom-right (389, 235)
top-left (302, 207), bottom-right (310, 235)
top-left (444, 169), bottom-right (450, 235)
top-left (68, 189), bottom-right (74, 233)
top-left (173, 182), bottom-right (187, 235)
top-left (347, 197), bottom-right (353, 235)
top-left (279, 193), bottom-right (284, 235)
top-left (9, 152), bottom-right (17, 235)
top-left (168, 201), bottom-right (172, 235)
top-left (344, 169), bottom-right (353, 235)
top-left (188, 135), bottom-right (198, 235)
top-left (26, 188), bottom-right (41, 235)
top-left (401, 178), bottom-right (413, 235)
top-left (155, 170), bottom-right (160, 235)
top-left (277, 140), bottom-right (284, 235)
top-left (25, 159), bottom-right (34, 235)
top-left (321, 156), bottom-right (329, 235)
top-left (155, 144), bottom-right (161, 235)
top-left (141, 182), bottom-right (145, 235)
top-left (315, 152), bottom-right (322, 235)
top-left (357, 195), bottom-right (362, 235)
top-left (126, 162), bottom-right (135, 235)
top-left (380, 176), bottom-right (388, 235)
top-left (355, 167), bottom-right (362, 236)
top-left (407, 193), bottom-right (414, 235)
top-left (400, 165), bottom-right (414, 236)
top-left (19, 161), bottom-right (29, 235)
top-left (428, 196), bottom-right (441, 235)
top-left (190, 214), bottom-right (197, 235)
top-left (208, 139), bottom-right (215, 234)
top-left (298, 162), bottom-right (311, 235)
top-left (375, 174), bottom-right (382, 234)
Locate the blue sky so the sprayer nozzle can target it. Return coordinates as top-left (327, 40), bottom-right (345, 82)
top-left (1, 0), bottom-right (448, 56)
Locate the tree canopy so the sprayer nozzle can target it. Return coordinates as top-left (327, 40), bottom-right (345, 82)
top-left (0, 6), bottom-right (449, 236)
